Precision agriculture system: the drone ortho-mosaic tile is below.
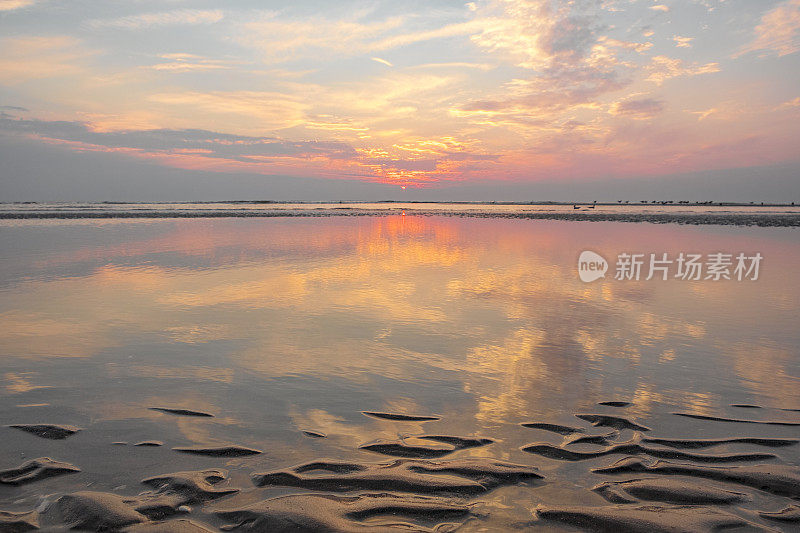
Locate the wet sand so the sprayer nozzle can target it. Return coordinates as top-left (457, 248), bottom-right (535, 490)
top-left (1, 201), bottom-right (800, 226)
top-left (1, 409), bottom-right (800, 530)
top-left (0, 216), bottom-right (798, 531)
top-left (1, 210), bottom-right (799, 227)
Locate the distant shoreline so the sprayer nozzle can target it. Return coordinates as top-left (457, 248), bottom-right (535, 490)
top-left (1, 201), bottom-right (798, 207)
top-left (2, 209), bottom-right (799, 227)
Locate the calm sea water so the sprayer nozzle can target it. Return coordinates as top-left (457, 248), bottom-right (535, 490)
top-left (0, 216), bottom-right (798, 530)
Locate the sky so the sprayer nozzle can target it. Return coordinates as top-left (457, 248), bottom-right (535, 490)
top-left (0, 0), bottom-right (799, 201)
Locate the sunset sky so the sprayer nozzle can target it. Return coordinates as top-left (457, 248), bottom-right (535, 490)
top-left (1, 0), bottom-right (798, 201)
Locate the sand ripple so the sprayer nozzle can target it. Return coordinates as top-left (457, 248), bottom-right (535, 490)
top-left (0, 457), bottom-right (80, 486)
top-left (8, 424), bottom-right (81, 440)
top-left (2, 407), bottom-right (799, 531)
top-left (215, 492), bottom-right (468, 532)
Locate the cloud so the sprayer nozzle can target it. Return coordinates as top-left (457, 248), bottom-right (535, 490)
top-left (0, 36), bottom-right (92, 84)
top-left (412, 62), bottom-right (494, 70)
top-left (80, 111), bottom-right (164, 132)
top-left (149, 62), bottom-right (229, 72)
top-left (87, 9), bottom-right (224, 30)
top-left (0, 116), bottom-right (349, 153)
top-left (372, 20), bottom-right (484, 51)
top-left (2, 0), bottom-right (797, 194)
top-left (598, 36), bottom-right (653, 53)
top-left (469, 0), bottom-right (601, 70)
top-left (0, 0), bottom-right (35, 10)
top-left (645, 55), bottom-right (720, 84)
top-left (304, 116), bottom-right (369, 132)
top-left (148, 91), bottom-right (308, 131)
top-left (146, 53), bottom-right (234, 72)
top-left (0, 115), bottom-right (498, 187)
top-left (240, 0), bottom-right (637, 71)
top-left (454, 1), bottom-right (639, 125)
top-left (691, 107), bottom-right (717, 121)
top-left (736, 0), bottom-right (800, 58)
top-left (238, 11), bottom-right (485, 64)
top-left (457, 71), bottom-right (625, 120)
top-left (370, 57), bottom-right (393, 67)
top-left (308, 70), bottom-right (462, 122)
top-left (239, 13), bottom-right (401, 62)
top-left (776, 96), bottom-right (800, 109)
top-left (0, 115), bottom-right (358, 169)
top-left (610, 98), bottom-right (665, 119)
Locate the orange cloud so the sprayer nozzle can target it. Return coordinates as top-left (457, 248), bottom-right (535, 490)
top-left (736, 0), bottom-right (800, 57)
top-left (609, 97), bottom-right (664, 119)
top-left (645, 55), bottom-right (720, 85)
top-left (148, 91), bottom-right (308, 131)
top-left (0, 36), bottom-right (92, 84)
top-left (0, 0), bottom-right (35, 10)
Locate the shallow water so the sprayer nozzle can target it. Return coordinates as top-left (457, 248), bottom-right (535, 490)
top-left (0, 216), bottom-right (798, 531)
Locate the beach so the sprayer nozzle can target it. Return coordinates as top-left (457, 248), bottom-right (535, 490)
top-left (2, 202), bottom-right (800, 227)
top-left (0, 214), bottom-right (798, 531)
top-left (4, 0), bottom-right (800, 528)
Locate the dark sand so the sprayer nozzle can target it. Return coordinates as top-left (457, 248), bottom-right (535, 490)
top-left (149, 408), bottom-right (215, 418)
top-left (8, 423), bottom-right (81, 440)
top-left (593, 457), bottom-right (800, 498)
top-left (215, 492), bottom-right (469, 532)
top-left (251, 456), bottom-right (542, 495)
top-left (0, 457), bottom-right (80, 486)
top-left (301, 430), bottom-right (327, 439)
top-left (673, 412), bottom-right (800, 426)
top-left (3, 406), bottom-right (800, 531)
top-left (0, 509), bottom-right (39, 531)
top-left (140, 469), bottom-right (240, 502)
top-left (172, 446), bottom-right (262, 458)
top-left (361, 411), bottom-right (440, 422)
top-left (592, 478), bottom-right (750, 505)
top-left (536, 503), bottom-right (762, 532)
top-left (521, 422), bottom-right (585, 435)
top-left (759, 505), bottom-right (800, 523)
top-left (359, 435), bottom-right (493, 459)
top-left (3, 205), bottom-right (800, 227)
top-left (575, 414), bottom-right (651, 432)
top-left (597, 401), bottom-right (631, 407)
